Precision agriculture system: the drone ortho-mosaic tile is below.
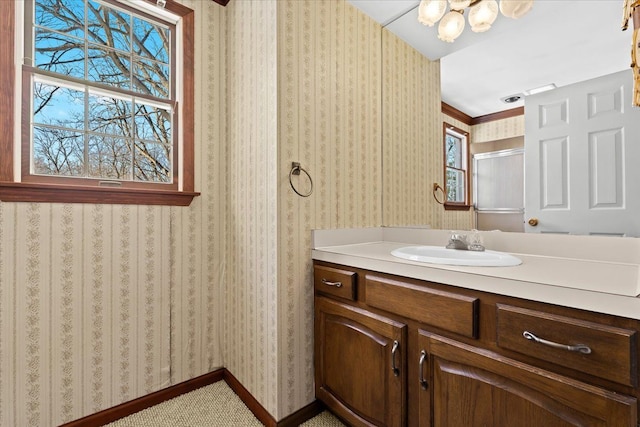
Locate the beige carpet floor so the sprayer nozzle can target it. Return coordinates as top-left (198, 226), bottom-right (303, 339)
top-left (104, 381), bottom-right (346, 427)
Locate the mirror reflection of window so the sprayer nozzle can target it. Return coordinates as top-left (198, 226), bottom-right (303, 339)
top-left (443, 124), bottom-right (470, 210)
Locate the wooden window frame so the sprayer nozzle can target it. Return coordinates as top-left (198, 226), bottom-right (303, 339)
top-left (0, 0), bottom-right (198, 206)
top-left (443, 122), bottom-right (471, 211)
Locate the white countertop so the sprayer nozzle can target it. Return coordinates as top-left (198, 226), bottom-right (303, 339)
top-left (312, 227), bottom-right (640, 320)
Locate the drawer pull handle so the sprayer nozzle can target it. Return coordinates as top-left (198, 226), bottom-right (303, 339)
top-left (321, 279), bottom-right (343, 288)
top-left (419, 350), bottom-right (428, 390)
top-left (523, 331), bottom-right (592, 354)
top-left (391, 340), bottom-right (400, 377)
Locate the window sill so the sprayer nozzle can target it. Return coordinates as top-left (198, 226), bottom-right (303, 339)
top-left (443, 203), bottom-right (471, 211)
top-left (0, 182), bottom-right (199, 206)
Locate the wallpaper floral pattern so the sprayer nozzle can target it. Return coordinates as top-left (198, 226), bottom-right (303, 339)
top-left (275, 0), bottom-right (384, 416)
top-left (223, 0), bottom-right (279, 415)
top-left (382, 30), bottom-right (442, 228)
top-left (0, 0), bottom-right (455, 425)
top-left (472, 114), bottom-right (525, 143)
top-left (0, 0), bottom-right (224, 425)
top-left (0, 202), bottom-right (178, 425)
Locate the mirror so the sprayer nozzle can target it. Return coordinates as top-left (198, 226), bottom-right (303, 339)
top-left (362, 0), bottom-right (638, 235)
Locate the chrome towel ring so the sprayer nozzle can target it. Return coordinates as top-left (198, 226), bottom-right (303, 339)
top-left (289, 162), bottom-right (313, 197)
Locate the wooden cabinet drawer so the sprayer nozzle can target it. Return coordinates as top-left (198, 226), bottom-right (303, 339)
top-left (365, 275), bottom-right (478, 338)
top-left (497, 304), bottom-right (638, 387)
top-left (314, 265), bottom-right (357, 301)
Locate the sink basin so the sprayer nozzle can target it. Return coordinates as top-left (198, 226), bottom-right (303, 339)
top-left (391, 245), bottom-right (522, 267)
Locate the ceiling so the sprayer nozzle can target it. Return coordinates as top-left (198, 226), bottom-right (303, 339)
top-left (348, 0), bottom-right (631, 118)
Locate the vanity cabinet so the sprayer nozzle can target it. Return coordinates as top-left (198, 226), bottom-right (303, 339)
top-left (418, 331), bottom-right (636, 427)
top-left (313, 260), bottom-right (640, 427)
top-left (315, 296), bottom-right (407, 426)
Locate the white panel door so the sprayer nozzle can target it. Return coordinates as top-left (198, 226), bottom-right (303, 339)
top-left (525, 70), bottom-right (640, 236)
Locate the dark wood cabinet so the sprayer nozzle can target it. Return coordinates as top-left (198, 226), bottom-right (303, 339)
top-left (313, 260), bottom-right (640, 427)
top-left (315, 296), bottom-right (407, 426)
top-left (418, 330), bottom-right (637, 427)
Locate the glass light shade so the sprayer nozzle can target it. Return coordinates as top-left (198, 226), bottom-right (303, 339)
top-left (438, 10), bottom-right (465, 42)
top-left (499, 0), bottom-right (534, 19)
top-left (418, 0), bottom-right (447, 26)
top-left (448, 0), bottom-right (471, 11)
top-left (469, 0), bottom-right (499, 32)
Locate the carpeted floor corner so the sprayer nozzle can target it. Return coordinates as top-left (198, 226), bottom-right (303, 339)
top-left (299, 410), bottom-right (346, 427)
top-left (104, 381), bottom-right (346, 427)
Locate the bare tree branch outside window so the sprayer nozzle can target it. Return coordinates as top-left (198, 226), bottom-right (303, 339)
top-left (28, 0), bottom-right (174, 183)
top-left (445, 131), bottom-right (466, 203)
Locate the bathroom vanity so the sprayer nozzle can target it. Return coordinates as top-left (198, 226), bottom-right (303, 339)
top-left (312, 228), bottom-right (640, 426)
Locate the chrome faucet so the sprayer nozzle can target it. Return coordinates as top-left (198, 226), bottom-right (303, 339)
top-left (446, 233), bottom-right (469, 250)
top-left (446, 231), bottom-right (485, 252)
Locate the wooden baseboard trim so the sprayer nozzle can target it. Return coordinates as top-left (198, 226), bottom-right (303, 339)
top-left (222, 369), bottom-right (278, 426)
top-left (59, 369), bottom-right (225, 427)
top-left (222, 370), bottom-right (324, 426)
top-left (277, 400), bottom-right (325, 427)
top-left (59, 368), bottom-right (323, 427)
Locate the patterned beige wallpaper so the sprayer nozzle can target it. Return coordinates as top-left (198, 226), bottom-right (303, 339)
top-left (0, 0), bottom-right (454, 424)
top-left (276, 0), bottom-right (383, 417)
top-left (223, 0), bottom-right (280, 416)
top-left (443, 114), bottom-right (471, 133)
top-left (382, 30), bottom-right (442, 228)
top-left (472, 114), bottom-right (525, 143)
top-left (0, 1), bottom-right (226, 425)
top-left (223, 0), bottom-right (388, 418)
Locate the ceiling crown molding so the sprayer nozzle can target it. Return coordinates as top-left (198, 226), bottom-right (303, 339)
top-left (442, 102), bottom-right (523, 126)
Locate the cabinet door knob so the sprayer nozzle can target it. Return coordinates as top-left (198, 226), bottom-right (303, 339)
top-left (419, 350), bottom-right (428, 390)
top-left (391, 340), bottom-right (400, 377)
top-left (528, 218), bottom-right (539, 227)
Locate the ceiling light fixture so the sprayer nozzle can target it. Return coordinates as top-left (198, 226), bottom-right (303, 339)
top-left (523, 83), bottom-right (557, 96)
top-left (418, 0), bottom-right (534, 43)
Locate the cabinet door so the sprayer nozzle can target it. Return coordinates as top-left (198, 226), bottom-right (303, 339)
top-left (315, 296), bottom-right (407, 427)
top-left (417, 331), bottom-right (637, 427)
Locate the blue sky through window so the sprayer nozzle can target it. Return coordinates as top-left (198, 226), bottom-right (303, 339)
top-left (29, 0), bottom-right (174, 182)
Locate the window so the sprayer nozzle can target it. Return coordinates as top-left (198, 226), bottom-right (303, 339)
top-left (443, 123), bottom-right (470, 210)
top-left (0, 0), bottom-right (197, 205)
